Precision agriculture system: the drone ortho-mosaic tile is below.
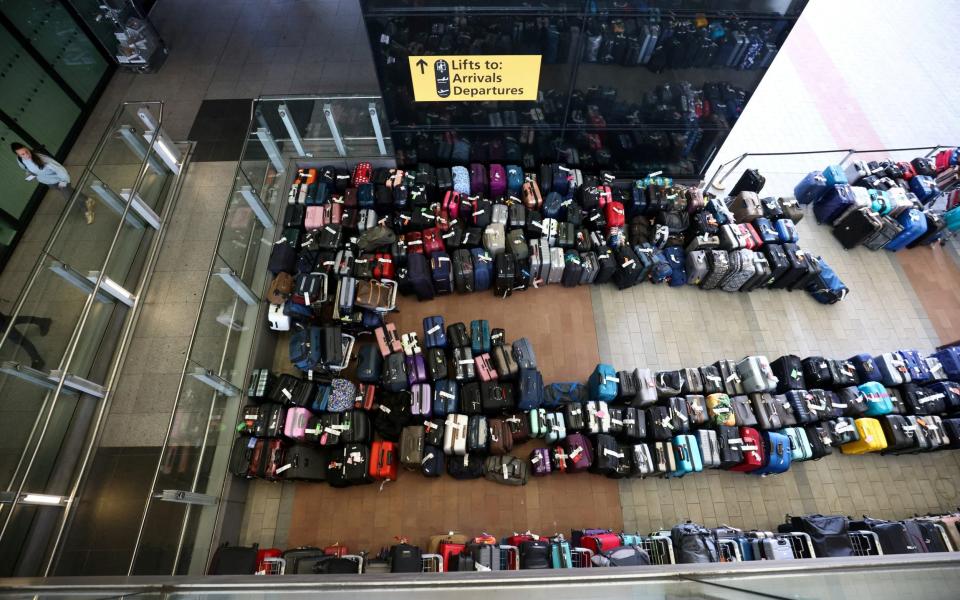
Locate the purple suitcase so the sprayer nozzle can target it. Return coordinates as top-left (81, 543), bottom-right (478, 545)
top-left (411, 382), bottom-right (432, 418)
top-left (489, 164), bottom-right (507, 198)
top-left (561, 433), bottom-right (594, 473)
top-left (530, 447), bottom-right (552, 476)
top-left (470, 163), bottom-right (488, 197)
top-left (406, 353), bottom-right (428, 386)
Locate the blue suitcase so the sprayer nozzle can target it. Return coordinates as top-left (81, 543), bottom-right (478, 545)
top-left (670, 434), bottom-right (703, 477)
top-left (433, 379), bottom-right (459, 416)
top-left (649, 250), bottom-right (672, 284)
top-left (404, 253), bottom-right (435, 301)
top-left (859, 381), bottom-right (893, 416)
top-left (506, 165), bottom-right (524, 195)
top-left (588, 364), bottom-right (618, 402)
top-left (794, 171), bottom-right (829, 205)
top-left (470, 319), bottom-right (491, 355)
top-left (754, 218), bottom-right (779, 244)
top-left (899, 349), bottom-right (932, 383)
top-left (423, 315), bottom-right (446, 348)
top-left (885, 209), bottom-right (928, 251)
top-left (471, 247), bottom-right (493, 291)
top-left (431, 252), bottom-right (453, 295)
top-left (664, 246), bottom-right (686, 287)
top-left (926, 382), bottom-right (960, 412)
top-left (775, 219), bottom-right (798, 243)
top-left (806, 257), bottom-right (848, 305)
top-left (909, 175), bottom-right (940, 203)
top-left (821, 165), bottom-right (848, 187)
top-left (518, 368), bottom-right (544, 410)
top-left (543, 191), bottom-right (564, 218)
top-left (933, 347), bottom-right (960, 380)
top-left (814, 185), bottom-right (855, 224)
top-left (754, 431), bottom-right (791, 475)
top-left (849, 353), bottom-right (883, 383)
top-left (290, 326), bottom-right (321, 371)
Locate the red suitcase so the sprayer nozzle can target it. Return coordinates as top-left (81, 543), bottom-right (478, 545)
top-left (580, 533), bottom-right (620, 554)
top-left (352, 161), bottom-right (372, 186)
top-left (255, 548), bottom-right (282, 574)
top-left (373, 252), bottom-right (395, 280)
top-left (369, 440), bottom-right (398, 481)
top-left (422, 227), bottom-right (445, 255)
top-left (405, 231), bottom-right (424, 254)
top-left (438, 541), bottom-right (466, 572)
top-left (739, 223), bottom-right (763, 250)
top-left (604, 201), bottom-right (626, 229)
top-left (443, 190), bottom-right (461, 219)
top-left (729, 426), bottom-right (764, 472)
top-left (324, 543), bottom-right (348, 557)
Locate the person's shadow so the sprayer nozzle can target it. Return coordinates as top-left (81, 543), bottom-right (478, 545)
top-left (0, 310), bottom-right (51, 370)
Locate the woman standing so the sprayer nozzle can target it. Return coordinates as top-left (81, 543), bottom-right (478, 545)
top-left (11, 143), bottom-right (94, 224)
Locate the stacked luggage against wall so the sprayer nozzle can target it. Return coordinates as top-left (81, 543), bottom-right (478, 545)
top-left (233, 301), bottom-right (960, 485)
top-left (267, 161), bottom-right (849, 323)
top-left (209, 513), bottom-right (960, 575)
top-left (791, 148), bottom-right (960, 250)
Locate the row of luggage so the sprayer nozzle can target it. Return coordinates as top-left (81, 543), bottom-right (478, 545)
top-left (790, 150), bottom-right (959, 251)
top-left (208, 512), bottom-right (959, 574)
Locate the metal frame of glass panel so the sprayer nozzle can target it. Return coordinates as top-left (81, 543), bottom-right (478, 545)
top-left (0, 100), bottom-right (189, 577)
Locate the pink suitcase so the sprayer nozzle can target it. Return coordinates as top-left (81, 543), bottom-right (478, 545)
top-left (475, 353), bottom-right (498, 382)
top-left (376, 323), bottom-right (402, 357)
top-left (283, 407), bottom-right (311, 441)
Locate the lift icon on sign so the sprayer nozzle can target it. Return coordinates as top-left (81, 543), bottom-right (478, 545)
top-left (434, 59), bottom-right (451, 98)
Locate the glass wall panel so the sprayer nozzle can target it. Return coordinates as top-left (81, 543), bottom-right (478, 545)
top-left (0, 26), bottom-right (80, 152)
top-left (360, 0), bottom-right (808, 178)
top-left (1, 0), bottom-right (110, 101)
top-left (0, 123), bottom-right (40, 221)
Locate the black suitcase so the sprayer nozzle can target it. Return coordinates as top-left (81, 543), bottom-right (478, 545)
top-left (832, 207), bottom-right (882, 249)
top-left (829, 359), bottom-right (859, 388)
top-left (805, 424), bottom-right (834, 459)
top-left (282, 547), bottom-right (327, 573)
top-left (452, 249), bottom-right (474, 293)
top-left (730, 168), bottom-right (765, 195)
top-left (613, 244), bottom-right (643, 289)
top-left (716, 424), bottom-right (744, 469)
top-left (564, 402), bottom-right (586, 431)
top-left (341, 443), bottom-right (372, 485)
top-left (229, 436), bottom-right (255, 477)
top-left (282, 444), bottom-right (330, 481)
top-left (342, 411), bottom-right (370, 443)
top-left (461, 382), bottom-right (483, 415)
top-left (590, 434), bottom-right (619, 475)
top-left (390, 543), bottom-right (423, 572)
top-left (772, 243), bottom-right (807, 290)
top-left (863, 215), bottom-right (904, 250)
top-left (621, 406), bottom-right (645, 441)
top-left (495, 252), bottom-right (516, 297)
top-left (255, 403), bottom-right (285, 438)
top-left (519, 540), bottom-right (550, 569)
top-left (802, 356), bottom-right (833, 388)
top-left (208, 544), bottom-right (259, 574)
top-left (771, 354), bottom-right (806, 392)
top-left (789, 249), bottom-right (821, 292)
top-left (447, 322), bottom-right (470, 348)
top-left (647, 405), bottom-right (672, 441)
top-left (761, 243), bottom-right (790, 287)
top-left (595, 249), bottom-right (616, 284)
top-left (561, 252), bottom-right (582, 287)
top-left (481, 381), bottom-right (511, 414)
top-left (907, 211), bottom-right (946, 248)
top-left (403, 253), bottom-right (435, 301)
top-left (426, 347), bottom-right (448, 381)
top-left (879, 414), bottom-right (916, 453)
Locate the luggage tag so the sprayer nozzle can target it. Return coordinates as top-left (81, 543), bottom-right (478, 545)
top-left (569, 446), bottom-right (584, 461)
top-left (276, 463), bottom-right (292, 474)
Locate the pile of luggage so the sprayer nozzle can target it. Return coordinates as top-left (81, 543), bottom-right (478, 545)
top-left (208, 513), bottom-right (959, 575)
top-left (792, 148), bottom-right (959, 251)
top-left (266, 161), bottom-right (849, 322)
top-left (232, 305), bottom-right (960, 485)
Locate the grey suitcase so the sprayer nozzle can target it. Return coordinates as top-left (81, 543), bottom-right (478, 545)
top-left (547, 248), bottom-right (565, 284)
top-left (715, 359), bottom-right (745, 396)
top-left (483, 223), bottom-right (506, 255)
top-left (632, 443), bottom-right (655, 477)
top-left (400, 425), bottom-right (425, 469)
top-left (579, 252), bottom-right (599, 285)
top-left (750, 393), bottom-right (782, 430)
top-left (696, 429), bottom-right (720, 468)
top-left (742, 251), bottom-right (771, 292)
top-left (686, 249), bottom-right (709, 287)
top-left (491, 203), bottom-right (509, 225)
top-left (736, 356), bottom-right (778, 394)
top-left (701, 250), bottom-right (730, 290)
top-left (721, 249), bottom-right (755, 292)
top-left (862, 215), bottom-right (904, 251)
top-left (633, 368), bottom-right (658, 408)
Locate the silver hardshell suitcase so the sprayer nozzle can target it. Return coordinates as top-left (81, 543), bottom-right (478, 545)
top-left (696, 429), bottom-right (720, 468)
top-left (547, 248), bottom-right (565, 284)
top-left (736, 355), bottom-right (778, 393)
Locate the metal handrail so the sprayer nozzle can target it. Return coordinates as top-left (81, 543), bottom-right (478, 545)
top-left (2, 552), bottom-right (959, 593)
top-left (704, 144), bottom-right (953, 192)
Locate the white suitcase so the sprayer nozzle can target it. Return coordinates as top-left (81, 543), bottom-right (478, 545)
top-left (587, 400), bottom-right (611, 435)
top-left (491, 203), bottom-right (508, 225)
top-left (736, 355), bottom-right (778, 393)
top-left (443, 414), bottom-right (468, 455)
top-left (546, 411), bottom-right (566, 443)
top-left (268, 303), bottom-right (290, 331)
